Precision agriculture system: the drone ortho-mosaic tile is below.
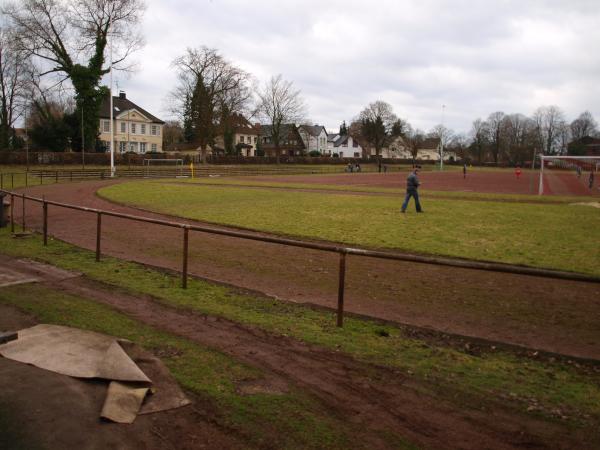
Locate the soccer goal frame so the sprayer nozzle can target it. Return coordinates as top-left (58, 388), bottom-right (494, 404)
top-left (538, 155), bottom-right (600, 195)
top-left (143, 158), bottom-right (185, 178)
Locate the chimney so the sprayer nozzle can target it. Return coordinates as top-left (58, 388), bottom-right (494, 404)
top-left (119, 91), bottom-right (126, 99)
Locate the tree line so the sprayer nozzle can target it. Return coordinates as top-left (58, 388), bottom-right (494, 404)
top-left (0, 0), bottom-right (598, 165)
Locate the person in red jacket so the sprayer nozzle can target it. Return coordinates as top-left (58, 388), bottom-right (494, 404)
top-left (515, 165), bottom-right (522, 180)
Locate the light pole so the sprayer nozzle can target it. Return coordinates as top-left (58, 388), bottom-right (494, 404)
top-left (109, 29), bottom-right (115, 177)
top-left (440, 104), bottom-right (445, 171)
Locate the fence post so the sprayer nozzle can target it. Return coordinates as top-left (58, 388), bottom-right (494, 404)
top-left (95, 212), bottom-right (102, 261)
top-left (10, 193), bottom-right (14, 233)
top-left (337, 250), bottom-right (347, 327)
top-left (43, 199), bottom-right (48, 246)
top-left (55, 171), bottom-right (58, 184)
top-left (1, 173), bottom-right (3, 189)
top-left (11, 173), bottom-right (14, 189)
top-left (40, 172), bottom-right (43, 185)
top-left (21, 193), bottom-right (26, 231)
top-left (25, 172), bottom-right (28, 187)
top-left (182, 226), bottom-right (189, 289)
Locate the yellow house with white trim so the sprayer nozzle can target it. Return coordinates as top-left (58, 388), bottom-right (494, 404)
top-left (98, 91), bottom-right (165, 154)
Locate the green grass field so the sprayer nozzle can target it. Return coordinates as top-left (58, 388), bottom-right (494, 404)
top-left (98, 180), bottom-right (600, 276)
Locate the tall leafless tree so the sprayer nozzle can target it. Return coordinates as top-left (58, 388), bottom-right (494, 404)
top-left (469, 118), bottom-right (489, 163)
top-left (403, 126), bottom-right (426, 163)
top-left (170, 47), bottom-right (252, 162)
top-left (3, 0), bottom-right (145, 151)
top-left (532, 105), bottom-right (566, 155)
top-left (570, 111), bottom-right (598, 141)
top-left (0, 27), bottom-right (31, 149)
top-left (486, 111), bottom-right (505, 164)
top-left (256, 74), bottom-right (306, 164)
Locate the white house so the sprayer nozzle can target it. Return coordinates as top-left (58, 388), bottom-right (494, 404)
top-left (298, 125), bottom-right (328, 154)
top-left (327, 133), bottom-right (363, 158)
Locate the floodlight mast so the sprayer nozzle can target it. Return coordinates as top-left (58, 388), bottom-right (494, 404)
top-left (109, 30), bottom-right (115, 177)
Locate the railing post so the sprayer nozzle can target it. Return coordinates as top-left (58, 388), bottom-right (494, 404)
top-left (25, 172), bottom-right (28, 187)
top-left (21, 193), bottom-right (26, 231)
top-left (182, 226), bottom-right (189, 289)
top-left (40, 172), bottom-right (43, 185)
top-left (95, 212), bottom-right (102, 261)
top-left (10, 193), bottom-right (14, 233)
top-left (55, 171), bottom-right (58, 184)
top-left (11, 173), bottom-right (14, 189)
top-left (337, 250), bottom-right (347, 327)
top-left (43, 199), bottom-right (48, 246)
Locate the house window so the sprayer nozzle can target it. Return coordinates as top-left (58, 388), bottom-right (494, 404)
top-left (140, 124), bottom-right (146, 134)
top-left (156, 126), bottom-right (160, 136)
top-left (120, 122), bottom-right (126, 133)
top-left (353, 140), bottom-right (358, 147)
top-left (151, 143), bottom-right (157, 152)
top-left (240, 136), bottom-right (245, 143)
top-left (254, 136), bottom-right (257, 144)
top-left (342, 142), bottom-right (348, 147)
top-left (151, 125), bottom-right (157, 135)
top-left (140, 142), bottom-right (146, 153)
top-left (103, 120), bottom-right (110, 132)
top-left (354, 152), bottom-right (360, 158)
top-left (131, 123), bottom-right (136, 134)
top-left (119, 141), bottom-right (126, 152)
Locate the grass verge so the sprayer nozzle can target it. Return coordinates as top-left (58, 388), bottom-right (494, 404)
top-left (98, 181), bottom-right (600, 276)
top-left (1, 228), bottom-right (600, 432)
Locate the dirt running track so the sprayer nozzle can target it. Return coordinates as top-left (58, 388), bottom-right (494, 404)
top-left (242, 169), bottom-right (598, 196)
top-left (13, 180), bottom-right (600, 360)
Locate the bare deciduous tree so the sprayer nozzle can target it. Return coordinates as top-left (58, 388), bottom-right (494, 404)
top-left (533, 105), bottom-right (566, 155)
top-left (0, 28), bottom-right (31, 149)
top-left (170, 47), bottom-right (253, 162)
top-left (403, 126), bottom-right (426, 163)
top-left (256, 74), bottom-right (306, 164)
top-left (3, 0), bottom-right (145, 150)
top-left (486, 111), bottom-right (505, 164)
top-left (469, 118), bottom-right (489, 163)
top-left (570, 111), bottom-right (598, 141)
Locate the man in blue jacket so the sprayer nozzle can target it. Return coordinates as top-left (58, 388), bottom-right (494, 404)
top-left (401, 166), bottom-right (423, 213)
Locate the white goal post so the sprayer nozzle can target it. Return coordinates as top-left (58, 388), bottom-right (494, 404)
top-left (538, 155), bottom-right (600, 195)
top-left (143, 158), bottom-right (185, 178)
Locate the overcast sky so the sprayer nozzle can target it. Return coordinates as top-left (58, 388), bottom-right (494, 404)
top-left (111, 0), bottom-right (600, 135)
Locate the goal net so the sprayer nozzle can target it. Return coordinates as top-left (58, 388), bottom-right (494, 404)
top-left (538, 155), bottom-right (600, 195)
top-left (143, 159), bottom-right (185, 178)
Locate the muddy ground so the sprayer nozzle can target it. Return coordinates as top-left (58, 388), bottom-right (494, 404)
top-left (0, 257), bottom-right (596, 449)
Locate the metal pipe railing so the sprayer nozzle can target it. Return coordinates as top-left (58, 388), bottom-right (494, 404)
top-left (3, 188), bottom-right (600, 328)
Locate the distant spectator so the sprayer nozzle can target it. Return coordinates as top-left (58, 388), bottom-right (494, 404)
top-left (463, 164), bottom-right (467, 179)
top-left (589, 171), bottom-right (595, 189)
top-left (577, 166), bottom-right (582, 178)
top-left (515, 165), bottom-right (522, 180)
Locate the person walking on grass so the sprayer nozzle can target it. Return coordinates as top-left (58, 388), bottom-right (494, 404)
top-left (463, 163), bottom-right (467, 179)
top-left (401, 166), bottom-right (423, 213)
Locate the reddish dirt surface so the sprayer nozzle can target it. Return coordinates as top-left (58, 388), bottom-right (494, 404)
top-left (1, 267), bottom-right (597, 450)
top-left (10, 180), bottom-right (600, 362)
top-left (242, 168), bottom-right (599, 196)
